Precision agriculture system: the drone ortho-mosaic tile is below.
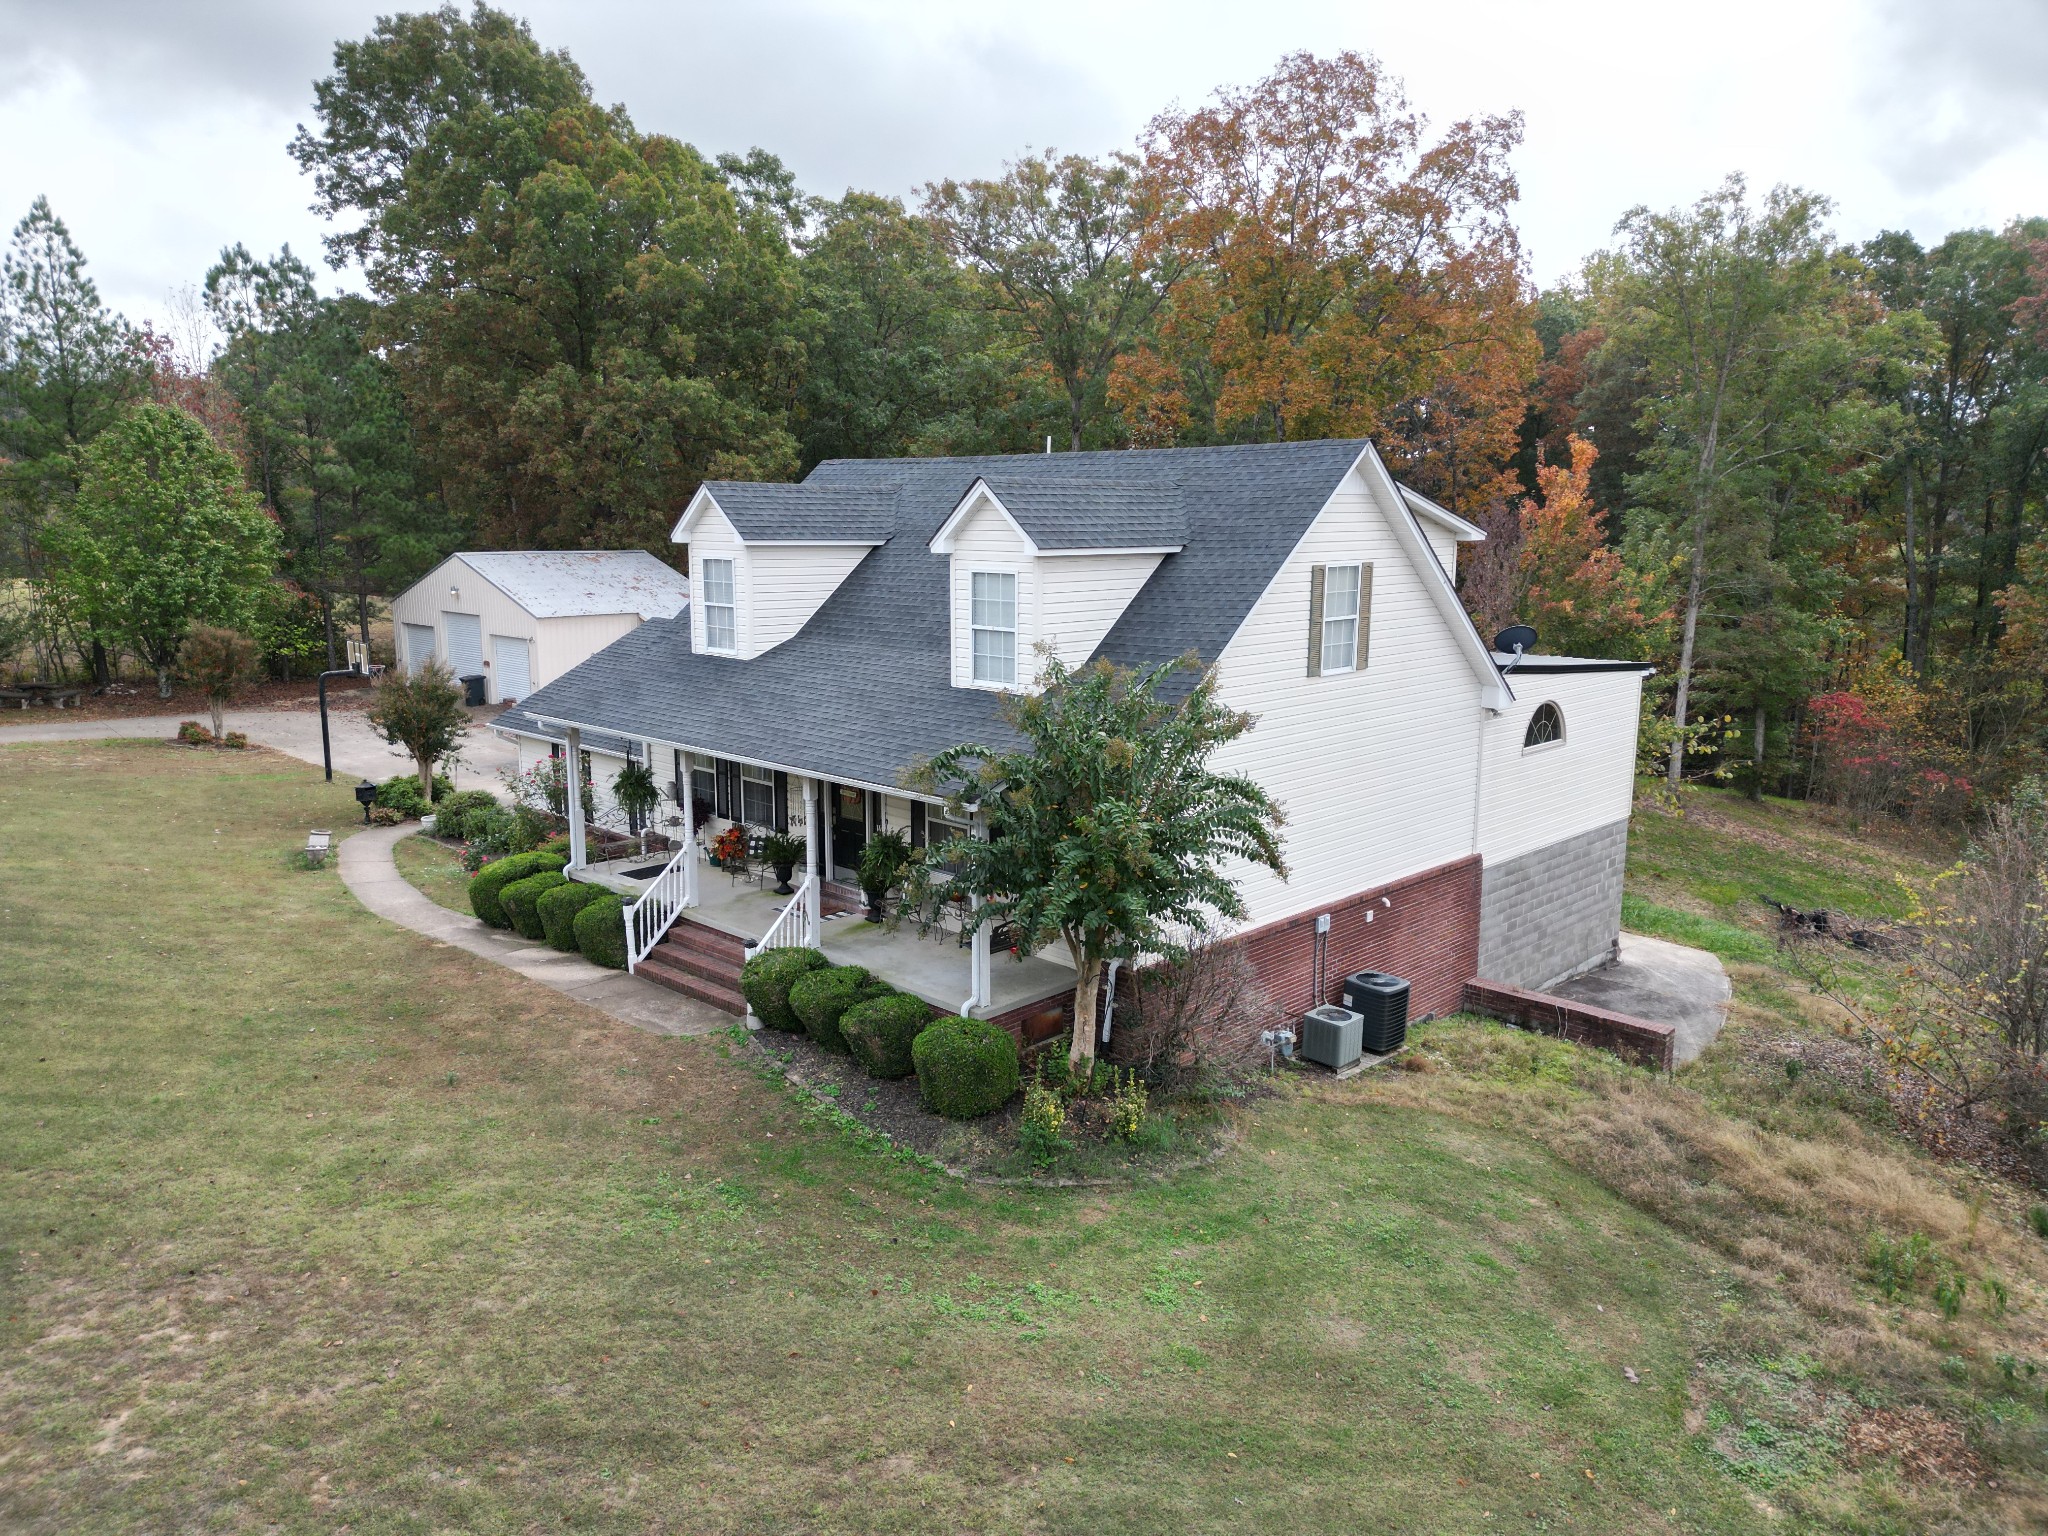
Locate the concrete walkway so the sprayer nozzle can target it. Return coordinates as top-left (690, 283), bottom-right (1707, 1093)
top-left (1551, 932), bottom-right (1731, 1065)
top-left (337, 824), bottom-right (729, 1038)
top-left (0, 704), bottom-right (518, 793)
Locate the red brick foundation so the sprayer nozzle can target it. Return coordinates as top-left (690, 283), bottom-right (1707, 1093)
top-left (1234, 855), bottom-right (1482, 1022)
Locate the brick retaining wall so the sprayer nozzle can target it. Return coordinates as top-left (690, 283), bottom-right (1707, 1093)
top-left (1461, 978), bottom-right (1675, 1071)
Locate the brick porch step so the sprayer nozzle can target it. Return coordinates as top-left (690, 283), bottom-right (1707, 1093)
top-left (633, 916), bottom-right (749, 1015)
top-left (635, 953), bottom-right (747, 1015)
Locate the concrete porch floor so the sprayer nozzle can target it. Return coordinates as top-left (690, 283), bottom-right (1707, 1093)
top-left (681, 870), bottom-right (1076, 1016)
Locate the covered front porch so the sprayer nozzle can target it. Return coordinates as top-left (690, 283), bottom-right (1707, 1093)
top-left (553, 722), bottom-right (1070, 1021)
top-left (680, 873), bottom-right (1075, 1017)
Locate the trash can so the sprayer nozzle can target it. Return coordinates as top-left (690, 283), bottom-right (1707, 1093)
top-left (1341, 971), bottom-right (1411, 1055)
top-left (460, 673), bottom-right (487, 707)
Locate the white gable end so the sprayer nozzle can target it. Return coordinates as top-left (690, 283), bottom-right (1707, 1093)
top-left (939, 489), bottom-right (1165, 689)
top-left (1207, 460), bottom-right (1494, 930)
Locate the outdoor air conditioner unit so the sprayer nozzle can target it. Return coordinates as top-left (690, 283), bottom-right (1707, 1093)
top-left (1300, 1004), bottom-right (1364, 1071)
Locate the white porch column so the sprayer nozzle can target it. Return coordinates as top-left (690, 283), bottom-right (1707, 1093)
top-left (803, 775), bottom-right (822, 947)
top-left (679, 749), bottom-right (699, 908)
top-left (960, 805), bottom-right (991, 1016)
top-left (564, 726), bottom-right (587, 870)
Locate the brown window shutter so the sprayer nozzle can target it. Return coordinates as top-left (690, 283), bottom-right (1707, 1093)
top-left (1358, 562), bottom-right (1374, 670)
top-left (1306, 564), bottom-right (1327, 677)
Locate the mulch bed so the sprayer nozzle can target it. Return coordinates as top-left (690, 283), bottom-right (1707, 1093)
top-left (741, 1026), bottom-right (1239, 1185)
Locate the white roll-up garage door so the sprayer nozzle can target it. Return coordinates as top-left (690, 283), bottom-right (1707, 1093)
top-left (493, 635), bottom-right (531, 702)
top-left (401, 623), bottom-right (436, 675)
top-left (442, 612), bottom-right (484, 680)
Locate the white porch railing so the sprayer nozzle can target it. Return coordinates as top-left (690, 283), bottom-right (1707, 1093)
top-left (624, 841), bottom-right (693, 974)
top-left (748, 875), bottom-right (814, 956)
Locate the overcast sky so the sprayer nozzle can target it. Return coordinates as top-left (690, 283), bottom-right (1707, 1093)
top-left (2, 0), bottom-right (2044, 334)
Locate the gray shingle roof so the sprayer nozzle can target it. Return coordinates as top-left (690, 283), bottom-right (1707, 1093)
top-left (699, 481), bottom-right (897, 543)
top-left (971, 476), bottom-right (1188, 550)
top-left (515, 439), bottom-right (1372, 792)
top-left (458, 550), bottom-right (689, 620)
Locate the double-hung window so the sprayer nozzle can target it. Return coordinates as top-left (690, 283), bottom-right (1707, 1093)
top-left (701, 558), bottom-right (737, 652)
top-left (970, 570), bottom-right (1017, 686)
top-left (740, 763), bottom-right (777, 827)
top-left (1320, 564), bottom-right (1363, 674)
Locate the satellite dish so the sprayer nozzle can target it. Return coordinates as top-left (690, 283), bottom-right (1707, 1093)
top-left (1493, 624), bottom-right (1539, 656)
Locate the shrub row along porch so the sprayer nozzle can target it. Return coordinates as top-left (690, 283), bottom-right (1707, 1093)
top-left (549, 723), bottom-right (1075, 1024)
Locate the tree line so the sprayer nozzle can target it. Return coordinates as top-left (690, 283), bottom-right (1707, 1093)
top-left (2, 3), bottom-right (2043, 816)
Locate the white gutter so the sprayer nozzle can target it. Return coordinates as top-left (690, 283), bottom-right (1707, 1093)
top-left (519, 708), bottom-right (947, 806)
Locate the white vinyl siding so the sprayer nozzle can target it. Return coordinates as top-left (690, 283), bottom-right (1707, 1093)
top-left (1320, 563), bottom-right (1362, 673)
top-left (1477, 672), bottom-right (1644, 864)
top-left (1209, 465), bottom-right (1484, 931)
top-left (746, 543), bottom-right (872, 654)
top-left (970, 571), bottom-right (1018, 685)
top-left (1035, 551), bottom-right (1166, 668)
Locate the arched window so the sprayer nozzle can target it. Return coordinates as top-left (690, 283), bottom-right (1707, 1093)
top-left (1524, 701), bottom-right (1564, 749)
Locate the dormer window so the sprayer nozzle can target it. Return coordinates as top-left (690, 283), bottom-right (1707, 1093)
top-left (702, 558), bottom-right (738, 652)
top-left (971, 571), bottom-right (1018, 685)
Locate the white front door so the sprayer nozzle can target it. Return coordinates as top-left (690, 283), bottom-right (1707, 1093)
top-left (442, 612), bottom-right (483, 680)
top-left (401, 623), bottom-right (436, 675)
top-left (493, 635), bottom-right (531, 702)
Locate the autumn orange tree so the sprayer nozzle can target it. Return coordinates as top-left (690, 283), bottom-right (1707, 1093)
top-left (1114, 51), bottom-right (1537, 514)
top-left (1508, 435), bottom-right (1664, 659)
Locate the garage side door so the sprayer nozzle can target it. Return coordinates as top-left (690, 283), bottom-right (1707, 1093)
top-left (401, 623), bottom-right (436, 675)
top-left (493, 635), bottom-right (531, 702)
top-left (442, 612), bottom-right (484, 680)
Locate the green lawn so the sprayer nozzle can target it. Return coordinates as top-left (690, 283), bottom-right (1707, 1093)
top-left (393, 830), bottom-right (472, 914)
top-left (3, 744), bottom-right (2041, 1532)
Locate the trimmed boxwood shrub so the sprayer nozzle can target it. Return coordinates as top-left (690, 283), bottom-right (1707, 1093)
top-left (574, 892), bottom-right (627, 969)
top-left (467, 850), bottom-right (567, 927)
top-left (790, 965), bottom-right (894, 1053)
top-left (841, 992), bottom-right (935, 1079)
top-left (537, 880), bottom-right (606, 951)
top-left (912, 1015), bottom-right (1021, 1119)
top-left (501, 871), bottom-right (568, 939)
top-left (738, 947), bottom-right (829, 1031)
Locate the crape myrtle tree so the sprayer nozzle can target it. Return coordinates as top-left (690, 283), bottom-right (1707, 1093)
top-left (178, 625), bottom-right (261, 740)
top-left (366, 660), bottom-right (469, 801)
top-left (902, 654), bottom-right (1287, 1069)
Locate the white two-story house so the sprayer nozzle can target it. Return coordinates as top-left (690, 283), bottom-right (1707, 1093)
top-left (508, 439), bottom-right (1649, 1036)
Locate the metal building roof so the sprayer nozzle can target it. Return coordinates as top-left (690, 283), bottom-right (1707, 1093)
top-left (458, 550), bottom-right (690, 621)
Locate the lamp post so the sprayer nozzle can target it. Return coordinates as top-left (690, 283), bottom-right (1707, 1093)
top-left (354, 778), bottom-right (377, 825)
top-left (318, 663), bottom-right (365, 782)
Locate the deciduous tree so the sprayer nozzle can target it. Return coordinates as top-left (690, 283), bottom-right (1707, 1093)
top-left (178, 624), bottom-right (261, 739)
top-left (366, 660), bottom-right (470, 800)
top-left (1125, 51), bottom-right (1535, 512)
top-left (40, 404), bottom-right (279, 697)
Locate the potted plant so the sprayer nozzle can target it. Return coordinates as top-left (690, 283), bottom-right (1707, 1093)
top-left (858, 829), bottom-right (911, 921)
top-left (761, 830), bottom-right (806, 895)
top-left (710, 824), bottom-right (749, 869)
